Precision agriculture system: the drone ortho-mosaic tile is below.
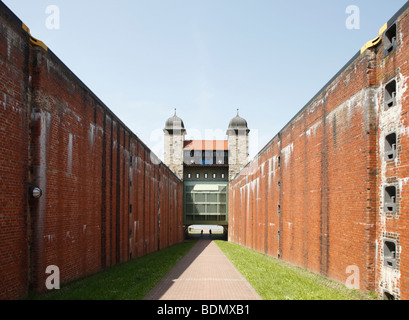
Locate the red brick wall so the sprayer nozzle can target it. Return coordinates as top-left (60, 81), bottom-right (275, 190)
top-left (0, 1), bottom-right (183, 300)
top-left (230, 48), bottom-right (378, 292)
top-left (0, 4), bottom-right (30, 300)
top-left (229, 6), bottom-right (409, 298)
top-left (374, 9), bottom-right (409, 300)
top-left (229, 5), bottom-right (409, 299)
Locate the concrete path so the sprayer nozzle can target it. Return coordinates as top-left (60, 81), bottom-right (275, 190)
top-left (143, 240), bottom-right (262, 300)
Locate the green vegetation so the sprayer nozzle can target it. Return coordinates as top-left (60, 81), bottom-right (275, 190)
top-left (29, 241), bottom-right (197, 300)
top-left (215, 241), bottom-right (376, 300)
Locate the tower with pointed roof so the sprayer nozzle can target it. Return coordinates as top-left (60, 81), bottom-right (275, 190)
top-left (164, 109), bottom-right (250, 181)
top-left (227, 110), bottom-right (250, 180)
top-left (163, 109), bottom-right (186, 179)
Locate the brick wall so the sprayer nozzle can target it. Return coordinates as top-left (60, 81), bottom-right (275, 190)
top-left (0, 1), bottom-right (183, 300)
top-left (374, 8), bottom-right (409, 300)
top-left (0, 2), bottom-right (30, 300)
top-left (229, 4), bottom-right (409, 300)
top-left (229, 49), bottom-right (378, 292)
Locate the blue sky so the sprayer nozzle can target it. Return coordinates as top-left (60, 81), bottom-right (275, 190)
top-left (3, 0), bottom-right (408, 159)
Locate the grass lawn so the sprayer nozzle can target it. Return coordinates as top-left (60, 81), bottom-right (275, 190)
top-left (28, 240), bottom-right (197, 300)
top-left (215, 241), bottom-right (377, 300)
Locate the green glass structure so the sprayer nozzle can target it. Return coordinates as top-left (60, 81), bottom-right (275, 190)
top-left (184, 181), bottom-right (229, 226)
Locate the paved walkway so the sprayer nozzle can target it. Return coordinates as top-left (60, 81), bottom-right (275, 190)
top-left (143, 240), bottom-right (262, 300)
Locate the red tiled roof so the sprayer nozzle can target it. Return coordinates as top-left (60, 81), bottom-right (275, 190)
top-left (184, 140), bottom-right (228, 151)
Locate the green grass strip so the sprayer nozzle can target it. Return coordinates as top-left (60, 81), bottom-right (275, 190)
top-left (215, 241), bottom-right (376, 300)
top-left (29, 240), bottom-right (197, 300)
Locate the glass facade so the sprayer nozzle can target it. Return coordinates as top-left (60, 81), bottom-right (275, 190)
top-left (184, 182), bottom-right (229, 226)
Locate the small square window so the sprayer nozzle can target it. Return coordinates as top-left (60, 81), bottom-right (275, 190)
top-left (384, 23), bottom-right (397, 56)
top-left (213, 174), bottom-right (217, 179)
top-left (384, 185), bottom-right (397, 213)
top-left (384, 80), bottom-right (397, 110)
top-left (204, 173), bottom-right (208, 179)
top-left (383, 291), bottom-right (396, 300)
top-left (221, 173), bottom-right (225, 179)
top-left (384, 239), bottom-right (397, 269)
top-left (196, 173), bottom-right (200, 179)
top-left (187, 173), bottom-right (192, 179)
top-left (385, 133), bottom-right (397, 161)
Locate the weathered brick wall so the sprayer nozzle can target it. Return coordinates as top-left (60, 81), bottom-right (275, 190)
top-left (374, 8), bottom-right (409, 300)
top-left (230, 50), bottom-right (378, 292)
top-left (0, 1), bottom-right (183, 300)
top-left (229, 4), bottom-right (409, 299)
top-left (0, 2), bottom-right (30, 300)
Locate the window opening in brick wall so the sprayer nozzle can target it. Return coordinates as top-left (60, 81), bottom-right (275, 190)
top-left (383, 239), bottom-right (397, 269)
top-left (384, 185), bottom-right (397, 213)
top-left (278, 156), bottom-right (281, 169)
top-left (383, 291), bottom-right (396, 300)
top-left (385, 132), bottom-right (397, 161)
top-left (384, 79), bottom-right (397, 110)
top-left (384, 23), bottom-right (397, 56)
